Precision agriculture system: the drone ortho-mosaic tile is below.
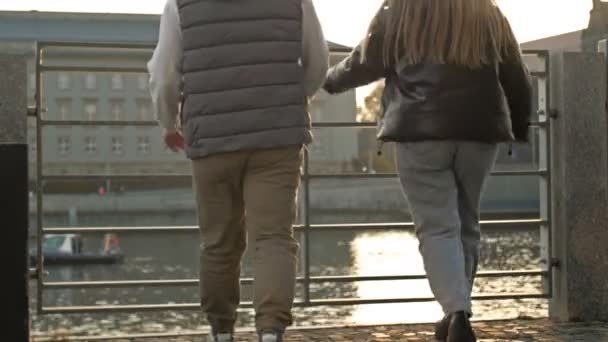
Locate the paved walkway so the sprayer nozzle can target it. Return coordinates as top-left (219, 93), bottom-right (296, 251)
top-left (38, 319), bottom-right (608, 341)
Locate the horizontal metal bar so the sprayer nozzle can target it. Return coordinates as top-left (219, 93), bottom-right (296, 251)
top-left (43, 279), bottom-right (201, 289)
top-left (42, 43), bottom-right (544, 56)
top-left (522, 49), bottom-right (549, 57)
top-left (41, 174), bottom-right (191, 182)
top-left (314, 270), bottom-right (547, 282)
top-left (42, 270), bottom-right (547, 290)
top-left (41, 120), bottom-right (157, 127)
top-left (40, 65), bottom-right (148, 73)
top-left (314, 121), bottom-right (548, 129)
top-left (32, 43), bottom-right (539, 57)
top-left (39, 120), bottom-right (547, 129)
top-left (529, 71), bottom-right (546, 78)
top-left (532, 120), bottom-right (547, 127)
top-left (42, 303), bottom-right (200, 314)
top-left (306, 173), bottom-right (397, 179)
top-left (41, 219), bottom-right (545, 235)
top-left (305, 170), bottom-right (546, 179)
top-left (310, 293), bottom-right (550, 306)
top-left (37, 41), bottom-right (354, 54)
top-left (313, 122), bottom-right (376, 128)
top-left (27, 106), bottom-right (38, 117)
top-left (41, 120), bottom-right (376, 128)
top-left (305, 219), bottom-right (545, 231)
top-left (43, 226), bottom-right (198, 234)
top-left (492, 169), bottom-right (547, 177)
top-left (41, 293), bottom-right (549, 314)
top-left (45, 279), bottom-right (199, 289)
top-left (41, 169), bottom-right (546, 181)
top-left (39, 41), bottom-right (156, 50)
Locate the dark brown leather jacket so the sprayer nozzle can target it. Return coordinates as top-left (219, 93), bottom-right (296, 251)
top-left (324, 5), bottom-right (533, 143)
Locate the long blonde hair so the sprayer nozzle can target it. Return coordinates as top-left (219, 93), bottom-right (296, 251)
top-left (364, 0), bottom-right (521, 68)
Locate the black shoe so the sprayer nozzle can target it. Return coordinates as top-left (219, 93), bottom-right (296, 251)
top-left (435, 315), bottom-right (450, 341)
top-left (435, 312), bottom-right (473, 341)
top-left (435, 313), bottom-right (472, 342)
top-left (446, 311), bottom-right (476, 342)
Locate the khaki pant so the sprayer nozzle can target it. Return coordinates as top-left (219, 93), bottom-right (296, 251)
top-left (191, 146), bottom-right (302, 333)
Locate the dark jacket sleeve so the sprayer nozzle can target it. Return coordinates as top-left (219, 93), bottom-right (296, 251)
top-left (323, 6), bottom-right (389, 94)
top-left (497, 17), bottom-right (533, 143)
top-left (499, 56), bottom-right (533, 142)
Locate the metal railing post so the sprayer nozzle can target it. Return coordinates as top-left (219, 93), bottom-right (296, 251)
top-left (302, 149), bottom-right (312, 304)
top-left (537, 52), bottom-right (554, 299)
top-left (35, 41), bottom-right (45, 314)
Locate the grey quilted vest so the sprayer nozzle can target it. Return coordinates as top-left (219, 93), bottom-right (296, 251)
top-left (177, 0), bottom-right (311, 159)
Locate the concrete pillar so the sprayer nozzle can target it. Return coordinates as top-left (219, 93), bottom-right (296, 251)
top-left (549, 51), bottom-right (608, 321)
top-left (0, 55), bottom-right (29, 339)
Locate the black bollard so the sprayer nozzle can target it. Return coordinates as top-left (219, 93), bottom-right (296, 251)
top-left (0, 144), bottom-right (29, 341)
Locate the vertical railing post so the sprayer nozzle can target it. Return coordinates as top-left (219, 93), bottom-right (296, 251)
top-left (536, 52), bottom-right (553, 298)
top-left (302, 149), bottom-right (312, 304)
top-left (0, 53), bottom-right (30, 342)
top-left (35, 42), bottom-right (45, 314)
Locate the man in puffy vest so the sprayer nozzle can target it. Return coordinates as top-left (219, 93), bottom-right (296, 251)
top-left (148, 0), bottom-right (328, 341)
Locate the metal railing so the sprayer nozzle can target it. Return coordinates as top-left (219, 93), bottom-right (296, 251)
top-left (32, 42), bottom-right (553, 316)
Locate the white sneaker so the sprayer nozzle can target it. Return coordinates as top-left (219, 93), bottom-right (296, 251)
top-left (259, 331), bottom-right (283, 342)
top-left (208, 333), bottom-right (233, 342)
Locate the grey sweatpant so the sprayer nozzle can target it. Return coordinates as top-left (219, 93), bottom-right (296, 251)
top-left (396, 141), bottom-right (498, 314)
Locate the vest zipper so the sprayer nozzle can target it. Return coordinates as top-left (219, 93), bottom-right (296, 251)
top-left (178, 93), bottom-right (185, 127)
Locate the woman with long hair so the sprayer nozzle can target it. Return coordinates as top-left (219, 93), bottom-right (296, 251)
top-left (323, 1), bottom-right (532, 341)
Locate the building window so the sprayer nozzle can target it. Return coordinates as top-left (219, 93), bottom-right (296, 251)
top-left (58, 73), bottom-right (71, 90)
top-left (84, 137), bottom-right (97, 154)
top-left (110, 101), bottom-right (124, 121)
top-left (111, 74), bottom-right (124, 90)
top-left (111, 137), bottom-right (123, 155)
top-left (137, 136), bottom-right (150, 155)
top-left (56, 99), bottom-right (72, 121)
top-left (84, 73), bottom-right (97, 90)
top-left (84, 101), bottom-right (97, 121)
top-left (57, 136), bottom-right (71, 155)
top-left (137, 100), bottom-right (151, 121)
top-left (310, 131), bottom-right (329, 156)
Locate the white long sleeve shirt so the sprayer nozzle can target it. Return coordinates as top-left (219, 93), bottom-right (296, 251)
top-left (148, 0), bottom-right (329, 131)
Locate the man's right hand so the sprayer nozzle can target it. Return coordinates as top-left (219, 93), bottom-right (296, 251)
top-left (164, 128), bottom-right (185, 152)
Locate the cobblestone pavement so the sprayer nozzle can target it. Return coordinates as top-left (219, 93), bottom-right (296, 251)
top-left (37, 319), bottom-right (608, 341)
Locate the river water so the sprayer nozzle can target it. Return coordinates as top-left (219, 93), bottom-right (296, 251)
top-left (31, 226), bottom-right (546, 338)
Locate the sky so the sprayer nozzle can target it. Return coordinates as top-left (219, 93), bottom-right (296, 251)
top-left (0, 0), bottom-right (594, 45)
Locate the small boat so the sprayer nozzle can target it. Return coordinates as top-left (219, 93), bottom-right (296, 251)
top-left (30, 234), bottom-right (125, 266)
